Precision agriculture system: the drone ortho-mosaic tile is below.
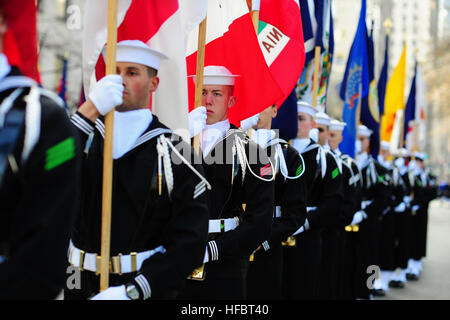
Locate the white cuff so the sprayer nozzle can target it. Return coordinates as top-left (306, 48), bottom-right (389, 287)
top-left (134, 274), bottom-right (151, 300)
top-left (202, 247), bottom-right (209, 263)
top-left (71, 113), bottom-right (94, 135)
top-left (207, 241), bottom-right (219, 262)
top-left (394, 202), bottom-right (406, 212)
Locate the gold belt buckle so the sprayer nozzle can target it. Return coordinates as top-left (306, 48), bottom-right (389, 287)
top-left (187, 264), bottom-right (206, 281)
top-left (95, 255), bottom-right (101, 276)
top-left (130, 252), bottom-right (137, 272)
top-left (110, 254), bottom-right (122, 275)
top-left (79, 250), bottom-right (85, 272)
top-left (281, 236), bottom-right (296, 247)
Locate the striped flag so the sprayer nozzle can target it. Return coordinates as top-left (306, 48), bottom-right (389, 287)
top-left (296, 0), bottom-right (333, 111)
top-left (2, 0), bottom-right (40, 82)
top-left (83, 0), bottom-right (207, 140)
top-left (186, 0), bottom-right (283, 126)
top-left (380, 45), bottom-right (407, 143)
top-left (258, 0), bottom-right (305, 106)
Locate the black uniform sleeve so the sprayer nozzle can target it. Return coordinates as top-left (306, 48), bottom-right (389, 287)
top-left (339, 163), bottom-right (359, 227)
top-left (70, 111), bottom-right (95, 151)
top-left (307, 152), bottom-right (344, 229)
top-left (135, 141), bottom-right (209, 299)
top-left (0, 98), bottom-right (82, 299)
top-left (269, 146), bottom-right (307, 246)
top-left (364, 163), bottom-right (390, 217)
top-left (210, 140), bottom-right (274, 260)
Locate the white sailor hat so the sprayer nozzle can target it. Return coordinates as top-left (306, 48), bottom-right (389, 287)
top-left (191, 65), bottom-right (239, 86)
top-left (414, 152), bottom-right (426, 161)
top-left (380, 140), bottom-right (390, 151)
top-left (400, 148), bottom-right (410, 157)
top-left (357, 124), bottom-right (372, 137)
top-left (314, 111), bottom-right (331, 126)
top-left (329, 119), bottom-right (346, 132)
top-left (297, 101), bottom-right (318, 117)
top-left (102, 40), bottom-right (168, 71)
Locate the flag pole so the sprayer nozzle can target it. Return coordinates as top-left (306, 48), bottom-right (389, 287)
top-left (193, 16), bottom-right (208, 154)
top-left (398, 109), bottom-right (405, 149)
top-left (245, 0), bottom-right (260, 138)
top-left (312, 46), bottom-right (321, 109)
top-left (99, 0), bottom-right (118, 292)
top-left (250, 0), bottom-right (260, 33)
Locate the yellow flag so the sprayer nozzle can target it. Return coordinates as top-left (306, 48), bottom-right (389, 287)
top-left (380, 45), bottom-right (407, 142)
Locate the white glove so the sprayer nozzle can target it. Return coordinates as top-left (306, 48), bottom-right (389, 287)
top-left (394, 202), bottom-right (406, 213)
top-left (90, 285), bottom-right (130, 300)
top-left (89, 75), bottom-right (124, 115)
top-left (188, 106), bottom-right (207, 138)
top-left (412, 204), bottom-right (420, 212)
top-left (240, 114), bottom-right (259, 131)
top-left (394, 157), bottom-right (405, 169)
top-left (403, 195), bottom-right (411, 204)
top-left (351, 210), bottom-right (367, 225)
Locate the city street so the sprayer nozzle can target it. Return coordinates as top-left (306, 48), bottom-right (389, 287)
top-left (375, 199), bottom-right (450, 300)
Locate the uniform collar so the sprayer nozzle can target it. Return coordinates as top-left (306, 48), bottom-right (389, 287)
top-left (333, 148), bottom-right (341, 156)
top-left (200, 119), bottom-right (230, 157)
top-left (291, 138), bottom-right (311, 154)
top-left (112, 109), bottom-right (153, 159)
top-left (249, 128), bottom-right (275, 149)
top-left (356, 152), bottom-right (370, 169)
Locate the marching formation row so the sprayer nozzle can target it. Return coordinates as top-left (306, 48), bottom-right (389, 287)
top-left (0, 30), bottom-right (439, 300)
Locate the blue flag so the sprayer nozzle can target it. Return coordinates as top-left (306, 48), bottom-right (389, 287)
top-left (271, 88), bottom-right (298, 141)
top-left (360, 21), bottom-right (380, 158)
top-left (404, 62), bottom-right (417, 143)
top-left (339, 0), bottom-right (369, 158)
top-left (299, 0), bottom-right (318, 66)
top-left (57, 58), bottom-right (69, 112)
top-left (378, 35), bottom-right (389, 117)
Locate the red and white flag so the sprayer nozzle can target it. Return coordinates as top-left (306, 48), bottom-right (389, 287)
top-left (258, 0), bottom-right (305, 106)
top-left (2, 0), bottom-right (40, 82)
top-left (185, 0), bottom-right (283, 126)
top-left (83, 0), bottom-right (207, 139)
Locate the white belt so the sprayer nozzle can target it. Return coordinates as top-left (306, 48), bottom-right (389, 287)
top-left (274, 206), bottom-right (281, 218)
top-left (307, 206), bottom-right (317, 212)
top-left (208, 217), bottom-right (239, 233)
top-left (361, 200), bottom-right (372, 209)
top-left (68, 240), bottom-right (165, 274)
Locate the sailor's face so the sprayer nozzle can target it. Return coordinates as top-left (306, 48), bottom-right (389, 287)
top-left (316, 123), bottom-right (328, 146)
top-left (328, 130), bottom-right (342, 150)
top-left (202, 85), bottom-right (236, 125)
top-left (116, 62), bottom-right (158, 112)
top-left (297, 112), bottom-right (313, 139)
top-left (380, 149), bottom-right (390, 160)
top-left (256, 105), bottom-right (277, 130)
top-left (357, 135), bottom-right (370, 152)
